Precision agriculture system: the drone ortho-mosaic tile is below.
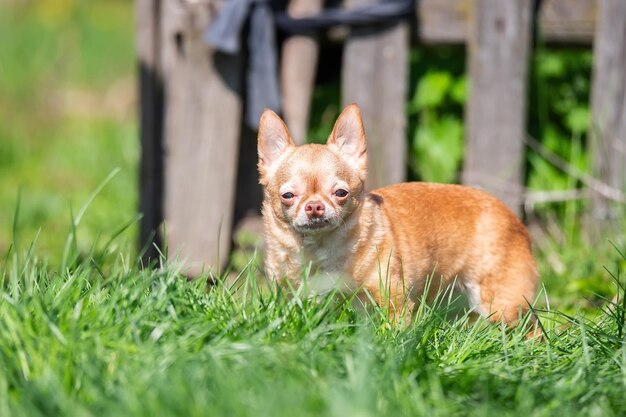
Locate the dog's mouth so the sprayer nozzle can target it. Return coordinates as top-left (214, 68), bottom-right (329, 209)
top-left (294, 218), bottom-right (336, 233)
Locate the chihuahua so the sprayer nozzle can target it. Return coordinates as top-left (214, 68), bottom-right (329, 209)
top-left (257, 104), bottom-right (538, 325)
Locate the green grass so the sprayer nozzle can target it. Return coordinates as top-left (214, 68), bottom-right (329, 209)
top-left (2, 222), bottom-right (626, 416)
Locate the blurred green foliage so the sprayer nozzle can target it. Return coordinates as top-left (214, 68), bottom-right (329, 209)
top-left (528, 48), bottom-right (593, 200)
top-left (0, 0), bottom-right (137, 261)
top-left (406, 47), bottom-right (466, 183)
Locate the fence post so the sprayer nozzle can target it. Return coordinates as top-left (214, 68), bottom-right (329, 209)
top-left (589, 0), bottom-right (626, 224)
top-left (342, 0), bottom-right (410, 190)
top-left (462, 0), bottom-right (533, 216)
top-left (157, 0), bottom-right (243, 276)
top-left (136, 0), bottom-right (164, 264)
top-left (281, 0), bottom-right (325, 144)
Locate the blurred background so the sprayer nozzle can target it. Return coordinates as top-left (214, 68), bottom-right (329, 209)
top-left (1, 0), bottom-right (137, 258)
top-left (1, 0), bottom-right (623, 310)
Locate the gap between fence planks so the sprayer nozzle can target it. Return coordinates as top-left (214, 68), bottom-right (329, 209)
top-left (136, 0), bottom-right (164, 265)
top-left (281, 0), bottom-right (325, 144)
top-left (342, 0), bottom-right (409, 190)
top-left (590, 0), bottom-right (626, 223)
top-left (462, 0), bottom-right (533, 216)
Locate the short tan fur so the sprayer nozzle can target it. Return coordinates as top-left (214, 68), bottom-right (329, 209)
top-left (258, 104), bottom-right (538, 325)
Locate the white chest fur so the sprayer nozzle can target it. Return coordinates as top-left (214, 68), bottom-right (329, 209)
top-left (299, 233), bottom-right (355, 294)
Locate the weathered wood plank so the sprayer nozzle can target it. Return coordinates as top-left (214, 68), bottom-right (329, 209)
top-left (280, 0), bottom-right (325, 144)
top-left (342, 0), bottom-right (409, 189)
top-left (540, 0), bottom-right (597, 43)
top-left (418, 0), bottom-right (469, 44)
top-left (160, 0), bottom-right (243, 276)
top-left (462, 0), bottom-right (533, 215)
top-left (589, 0), bottom-right (626, 222)
top-left (418, 0), bottom-right (597, 44)
top-left (136, 0), bottom-right (164, 265)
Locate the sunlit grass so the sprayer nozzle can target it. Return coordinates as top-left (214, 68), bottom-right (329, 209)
top-left (1, 212), bottom-right (626, 416)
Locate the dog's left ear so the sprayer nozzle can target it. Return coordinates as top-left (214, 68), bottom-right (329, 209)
top-left (258, 109), bottom-right (295, 184)
top-left (327, 104), bottom-right (367, 179)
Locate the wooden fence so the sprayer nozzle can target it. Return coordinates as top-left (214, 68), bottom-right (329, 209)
top-left (136, 0), bottom-right (626, 276)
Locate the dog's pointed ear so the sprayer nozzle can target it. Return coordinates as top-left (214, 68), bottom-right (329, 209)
top-left (327, 104), bottom-right (367, 178)
top-left (258, 109), bottom-right (295, 183)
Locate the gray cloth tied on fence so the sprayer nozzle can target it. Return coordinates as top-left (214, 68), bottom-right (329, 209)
top-left (205, 0), bottom-right (281, 129)
top-left (205, 0), bottom-right (415, 129)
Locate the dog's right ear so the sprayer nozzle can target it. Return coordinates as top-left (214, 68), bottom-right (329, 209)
top-left (258, 109), bottom-right (295, 184)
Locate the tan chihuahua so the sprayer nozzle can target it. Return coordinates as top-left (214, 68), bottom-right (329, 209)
top-left (258, 104), bottom-right (538, 325)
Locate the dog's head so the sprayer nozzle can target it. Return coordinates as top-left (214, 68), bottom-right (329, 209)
top-left (258, 104), bottom-right (367, 234)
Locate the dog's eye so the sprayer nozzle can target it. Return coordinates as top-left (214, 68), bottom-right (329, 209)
top-left (281, 192), bottom-right (295, 200)
top-left (334, 189), bottom-right (349, 198)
